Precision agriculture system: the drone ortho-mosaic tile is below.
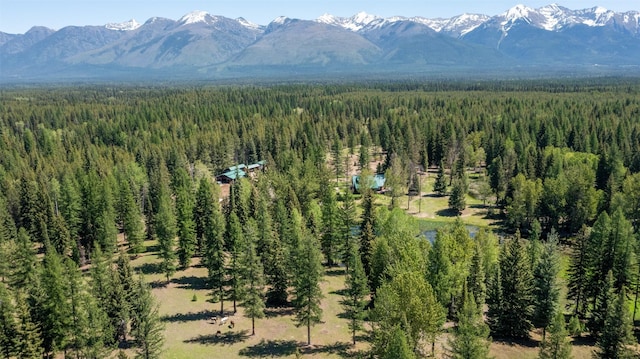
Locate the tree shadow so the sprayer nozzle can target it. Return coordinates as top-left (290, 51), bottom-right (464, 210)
top-left (184, 330), bottom-right (250, 346)
top-left (172, 275), bottom-right (208, 290)
top-left (492, 337), bottom-right (540, 348)
top-left (264, 306), bottom-right (295, 318)
top-left (435, 208), bottom-right (460, 217)
top-left (136, 262), bottom-right (163, 275)
top-left (162, 309), bottom-right (218, 323)
top-left (325, 268), bottom-right (346, 277)
top-left (301, 341), bottom-right (352, 356)
top-left (145, 244), bottom-right (160, 253)
top-left (149, 280), bottom-right (168, 289)
top-left (238, 339), bottom-right (299, 357)
top-left (330, 288), bottom-right (349, 297)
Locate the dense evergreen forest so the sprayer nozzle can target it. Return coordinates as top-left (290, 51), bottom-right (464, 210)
top-left (0, 80), bottom-right (639, 358)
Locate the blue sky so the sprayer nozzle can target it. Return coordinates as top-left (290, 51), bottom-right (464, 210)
top-left (1, 0), bottom-right (638, 34)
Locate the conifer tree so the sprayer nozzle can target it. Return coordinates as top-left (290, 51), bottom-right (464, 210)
top-left (201, 186), bottom-right (226, 315)
top-left (567, 226), bottom-right (591, 317)
top-left (59, 174), bottom-right (81, 247)
top-left (434, 160), bottom-right (448, 196)
top-left (321, 188), bottom-right (340, 266)
top-left (239, 219), bottom-right (265, 335)
top-left (340, 189), bottom-right (357, 272)
top-left (131, 277), bottom-right (164, 359)
top-left (292, 229), bottom-right (324, 346)
top-left (0, 283), bottom-right (17, 358)
top-left (491, 237), bottom-right (534, 339)
top-left (342, 241), bottom-right (368, 345)
top-left (359, 187), bottom-right (376, 284)
top-left (119, 175), bottom-right (145, 255)
top-left (448, 287), bottom-right (491, 359)
top-left (194, 178), bottom-right (214, 253)
top-left (226, 211), bottom-right (244, 313)
top-left (449, 175), bottom-right (467, 214)
top-left (10, 228), bottom-right (37, 289)
top-left (467, 244), bottom-right (487, 308)
top-left (40, 242), bottom-right (71, 356)
top-left (594, 287), bottom-right (634, 359)
top-left (538, 311), bottom-right (572, 359)
top-left (13, 290), bottom-right (43, 359)
top-left (533, 232), bottom-right (561, 340)
top-left (174, 168), bottom-right (196, 268)
top-left (155, 186), bottom-right (177, 282)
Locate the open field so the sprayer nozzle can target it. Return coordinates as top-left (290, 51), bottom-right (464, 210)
top-left (124, 239), bottom-right (602, 358)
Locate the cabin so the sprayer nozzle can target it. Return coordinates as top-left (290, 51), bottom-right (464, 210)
top-left (216, 161), bottom-right (266, 183)
top-left (351, 173), bottom-right (386, 193)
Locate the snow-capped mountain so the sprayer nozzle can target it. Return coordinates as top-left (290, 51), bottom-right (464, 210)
top-left (1, 4), bottom-right (639, 81)
top-left (478, 3), bottom-right (639, 33)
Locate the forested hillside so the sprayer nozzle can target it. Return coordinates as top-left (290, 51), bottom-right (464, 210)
top-left (0, 81), bottom-right (639, 358)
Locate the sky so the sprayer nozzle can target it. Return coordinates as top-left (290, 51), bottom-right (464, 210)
top-left (1, 0), bottom-right (638, 34)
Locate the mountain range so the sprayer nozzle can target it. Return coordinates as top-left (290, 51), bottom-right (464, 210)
top-left (1, 4), bottom-right (639, 82)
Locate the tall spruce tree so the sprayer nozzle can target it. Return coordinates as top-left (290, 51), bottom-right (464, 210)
top-left (434, 160), bottom-right (448, 196)
top-left (533, 231), bottom-right (561, 340)
top-left (320, 188), bottom-right (340, 266)
top-left (201, 185), bottom-right (226, 315)
top-left (239, 219), bottom-right (265, 336)
top-left (155, 186), bottom-right (177, 283)
top-left (13, 290), bottom-right (43, 359)
top-left (493, 237), bottom-right (534, 339)
top-left (0, 283), bottom-right (17, 358)
top-left (226, 211), bottom-right (244, 314)
top-left (174, 168), bottom-right (196, 268)
top-left (594, 287), bottom-right (634, 359)
top-left (131, 277), bottom-right (164, 359)
top-left (342, 241), bottom-right (369, 345)
top-left (292, 229), bottom-right (324, 346)
top-left (40, 242), bottom-right (71, 357)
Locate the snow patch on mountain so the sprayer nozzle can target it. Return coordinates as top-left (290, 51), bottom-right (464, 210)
top-left (105, 19), bottom-right (141, 31)
top-left (178, 11), bottom-right (222, 26)
top-left (236, 17), bottom-right (262, 31)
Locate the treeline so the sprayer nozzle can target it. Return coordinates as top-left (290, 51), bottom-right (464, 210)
top-left (0, 81), bottom-right (639, 357)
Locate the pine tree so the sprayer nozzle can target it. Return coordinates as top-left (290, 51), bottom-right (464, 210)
top-left (174, 168), bottom-right (196, 268)
top-left (226, 211), bottom-right (244, 314)
top-left (239, 219), bottom-right (265, 335)
top-left (448, 287), bottom-right (491, 359)
top-left (292, 229), bottom-right (324, 346)
top-left (449, 175), bottom-right (467, 214)
top-left (119, 175), bottom-right (145, 255)
top-left (533, 232), bottom-right (560, 340)
top-left (467, 244), bottom-right (487, 307)
top-left (13, 290), bottom-right (43, 359)
top-left (155, 187), bottom-right (177, 282)
top-left (340, 189), bottom-right (357, 272)
top-left (492, 237), bottom-right (534, 339)
top-left (10, 228), bottom-right (37, 289)
top-left (40, 242), bottom-right (71, 356)
top-left (194, 178), bottom-right (214, 253)
top-left (594, 288), bottom-right (634, 359)
top-left (131, 277), bottom-right (164, 359)
top-left (538, 311), bottom-right (572, 359)
top-left (321, 188), bottom-right (340, 266)
top-left (0, 283), bottom-right (17, 358)
top-left (434, 160), bottom-right (448, 196)
top-left (567, 226), bottom-right (591, 317)
top-left (342, 241), bottom-right (369, 345)
top-left (201, 187), bottom-right (226, 315)
top-left (359, 188), bottom-right (376, 285)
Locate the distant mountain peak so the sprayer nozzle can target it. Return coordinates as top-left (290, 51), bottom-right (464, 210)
top-left (105, 19), bottom-right (141, 31)
top-left (236, 17), bottom-right (262, 30)
top-left (178, 10), bottom-right (220, 26)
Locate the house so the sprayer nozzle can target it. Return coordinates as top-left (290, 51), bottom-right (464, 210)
top-left (216, 160), bottom-right (266, 183)
top-left (351, 173), bottom-right (386, 193)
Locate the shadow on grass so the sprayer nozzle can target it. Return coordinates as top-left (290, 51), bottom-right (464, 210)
top-left (149, 280), bottom-right (168, 289)
top-left (162, 309), bottom-right (217, 323)
top-left (145, 244), bottom-right (160, 253)
top-left (264, 306), bottom-right (295, 318)
top-left (492, 337), bottom-right (539, 348)
top-left (325, 268), bottom-right (346, 277)
top-left (239, 339), bottom-right (298, 357)
top-left (436, 208), bottom-right (460, 217)
top-left (136, 262), bottom-right (163, 275)
top-left (172, 275), bottom-right (208, 290)
top-left (330, 288), bottom-right (349, 297)
top-left (302, 341), bottom-right (352, 356)
top-left (184, 329), bottom-right (250, 346)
